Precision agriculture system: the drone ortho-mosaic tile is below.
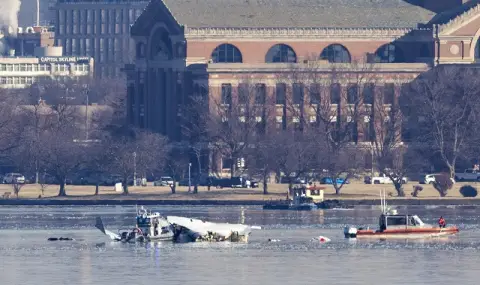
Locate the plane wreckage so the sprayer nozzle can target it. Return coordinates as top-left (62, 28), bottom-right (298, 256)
top-left (95, 207), bottom-right (261, 243)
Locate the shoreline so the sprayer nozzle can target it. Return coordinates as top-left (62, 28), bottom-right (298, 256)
top-left (1, 198), bottom-right (480, 206)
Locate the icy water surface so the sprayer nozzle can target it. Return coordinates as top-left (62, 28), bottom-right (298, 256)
top-left (0, 205), bottom-right (479, 285)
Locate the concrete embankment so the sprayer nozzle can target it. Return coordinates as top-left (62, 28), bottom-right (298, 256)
top-left (1, 198), bottom-right (480, 206)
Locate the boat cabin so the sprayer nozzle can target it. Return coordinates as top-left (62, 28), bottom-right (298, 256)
top-left (289, 185), bottom-right (325, 202)
top-left (135, 208), bottom-right (171, 238)
top-left (379, 214), bottom-right (425, 230)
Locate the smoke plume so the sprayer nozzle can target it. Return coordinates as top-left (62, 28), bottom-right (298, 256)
top-left (0, 0), bottom-right (22, 33)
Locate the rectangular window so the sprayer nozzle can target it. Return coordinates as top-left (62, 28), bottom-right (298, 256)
top-left (330, 83), bottom-right (341, 104)
top-left (276, 83), bottom-right (286, 104)
top-left (108, 38), bottom-right (114, 62)
top-left (293, 83), bottom-right (304, 105)
top-left (349, 122), bottom-right (358, 142)
top-left (364, 120), bottom-right (374, 142)
top-left (115, 9), bottom-right (122, 34)
top-left (72, 38), bottom-right (77, 54)
top-left (221, 84), bottom-right (232, 105)
top-left (80, 10), bottom-right (87, 34)
top-left (363, 83), bottom-right (374, 105)
top-left (65, 39), bottom-right (71, 55)
top-left (383, 83), bottom-right (395, 105)
top-left (347, 84), bottom-right (358, 104)
top-left (100, 38), bottom-right (105, 63)
top-left (109, 10), bottom-right (115, 34)
top-left (222, 158), bottom-right (232, 170)
top-left (86, 38), bottom-right (92, 56)
top-left (114, 38), bottom-right (122, 61)
top-left (237, 83), bottom-right (248, 104)
top-left (310, 84), bottom-right (321, 104)
top-left (255, 84), bottom-right (266, 104)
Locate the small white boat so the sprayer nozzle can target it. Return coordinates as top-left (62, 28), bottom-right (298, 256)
top-left (95, 206), bottom-right (261, 243)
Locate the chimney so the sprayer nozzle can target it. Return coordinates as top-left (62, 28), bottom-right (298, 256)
top-left (37, 0), bottom-right (40, 27)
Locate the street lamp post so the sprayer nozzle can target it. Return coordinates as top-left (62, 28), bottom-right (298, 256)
top-left (133, 152), bottom-right (137, 187)
top-left (188, 163), bottom-right (192, 192)
top-left (84, 87), bottom-right (89, 140)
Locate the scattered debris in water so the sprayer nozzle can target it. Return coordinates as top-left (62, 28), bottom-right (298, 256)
top-left (312, 236), bottom-right (331, 243)
top-left (47, 237), bottom-right (74, 241)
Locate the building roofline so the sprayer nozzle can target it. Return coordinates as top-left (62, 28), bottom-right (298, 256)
top-left (185, 27), bottom-right (432, 40)
top-left (436, 3), bottom-right (480, 35)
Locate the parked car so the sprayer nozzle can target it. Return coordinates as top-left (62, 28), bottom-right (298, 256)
top-left (419, 174), bottom-right (436, 184)
top-left (320, 177), bottom-right (349, 185)
top-left (279, 176), bottom-right (306, 184)
top-left (248, 179), bottom-right (259, 188)
top-left (100, 174), bottom-right (133, 186)
top-left (364, 174), bottom-right (408, 185)
top-left (454, 169), bottom-right (480, 182)
top-left (154, 176), bottom-right (174, 186)
top-left (178, 178), bottom-right (190, 186)
top-left (3, 173), bottom-right (26, 184)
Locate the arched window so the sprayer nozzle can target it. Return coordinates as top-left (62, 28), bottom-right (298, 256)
top-left (211, 44), bottom-right (242, 63)
top-left (149, 28), bottom-right (172, 60)
top-left (320, 44), bottom-right (351, 63)
top-left (374, 44), bottom-right (404, 63)
top-left (265, 44), bottom-right (297, 63)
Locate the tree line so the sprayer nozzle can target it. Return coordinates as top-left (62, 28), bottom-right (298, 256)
top-left (1, 64), bottom-right (479, 197)
top-left (182, 63), bottom-right (480, 197)
top-left (0, 78), bottom-right (171, 196)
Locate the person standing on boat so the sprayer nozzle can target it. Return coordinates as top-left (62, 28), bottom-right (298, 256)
top-left (438, 216), bottom-right (446, 228)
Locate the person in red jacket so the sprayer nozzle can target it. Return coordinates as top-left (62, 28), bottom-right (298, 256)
top-left (438, 216), bottom-right (446, 228)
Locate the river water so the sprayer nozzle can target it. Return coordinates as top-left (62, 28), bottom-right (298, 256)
top-left (0, 205), bottom-right (478, 285)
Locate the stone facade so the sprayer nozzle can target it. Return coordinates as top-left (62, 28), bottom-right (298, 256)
top-left (126, 0), bottom-right (480, 174)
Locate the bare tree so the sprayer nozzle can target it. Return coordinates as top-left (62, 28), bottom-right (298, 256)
top-left (11, 181), bottom-right (24, 198)
top-left (246, 130), bottom-right (287, 195)
top-left (105, 129), bottom-right (168, 194)
top-left (164, 143), bottom-right (190, 194)
top-left (87, 78), bottom-right (128, 133)
top-left (403, 66), bottom-right (480, 178)
top-left (180, 93), bottom-right (210, 194)
top-left (279, 60), bottom-right (376, 194)
top-left (207, 79), bottom-right (270, 178)
top-left (0, 89), bottom-right (26, 157)
top-left (270, 131), bottom-right (317, 195)
top-left (370, 87), bottom-right (426, 196)
top-left (36, 128), bottom-right (87, 196)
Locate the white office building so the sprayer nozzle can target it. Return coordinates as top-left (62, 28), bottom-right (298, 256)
top-left (0, 46), bottom-right (94, 89)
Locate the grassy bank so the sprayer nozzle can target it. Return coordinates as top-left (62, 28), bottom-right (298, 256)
top-left (1, 181), bottom-right (479, 202)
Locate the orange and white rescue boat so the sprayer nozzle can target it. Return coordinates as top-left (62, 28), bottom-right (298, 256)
top-left (344, 191), bottom-right (459, 239)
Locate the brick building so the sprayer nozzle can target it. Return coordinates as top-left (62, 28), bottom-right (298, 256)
top-left (126, 0), bottom-right (480, 174)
